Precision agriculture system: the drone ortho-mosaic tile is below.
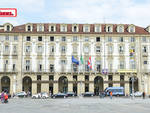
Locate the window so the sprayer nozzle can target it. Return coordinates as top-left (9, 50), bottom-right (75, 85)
top-left (73, 36), bottom-right (78, 42)
top-left (95, 26), bottom-right (100, 32)
top-left (130, 37), bottom-right (135, 42)
top-left (144, 61), bottom-right (147, 64)
top-left (84, 26), bottom-right (89, 32)
top-left (39, 25), bottom-right (42, 31)
top-left (84, 37), bottom-right (89, 41)
top-left (61, 46), bottom-right (66, 53)
top-left (96, 61), bottom-right (101, 72)
top-left (120, 75), bottom-right (124, 81)
top-left (38, 36), bottom-right (42, 41)
top-left (14, 36), bottom-right (18, 41)
top-left (73, 26), bottom-right (77, 32)
top-left (96, 37), bottom-right (100, 42)
top-left (7, 25), bottom-right (10, 31)
top-left (50, 36), bottom-right (54, 41)
top-left (61, 25), bottom-right (66, 32)
top-left (130, 60), bottom-right (136, 69)
top-left (143, 46), bottom-right (147, 53)
top-left (119, 37), bottom-right (124, 42)
top-left (26, 36), bottom-right (31, 41)
top-left (73, 46), bottom-right (77, 53)
top-left (62, 37), bottom-right (66, 41)
top-left (37, 75), bottom-right (41, 80)
top-left (108, 37), bottom-right (112, 42)
top-left (120, 61), bottom-right (125, 69)
top-left (119, 46), bottom-right (124, 53)
top-left (142, 37), bottom-right (147, 42)
top-left (107, 26), bottom-right (112, 32)
top-left (108, 75), bottom-right (113, 81)
top-left (38, 64), bottom-right (42, 71)
top-left (84, 46), bottom-right (89, 53)
top-left (85, 75), bottom-right (89, 81)
top-left (50, 46), bottom-right (54, 53)
top-left (27, 26), bottom-right (31, 31)
top-left (130, 26), bottom-right (134, 33)
top-left (38, 46), bottom-right (42, 53)
top-left (5, 45), bottom-right (9, 52)
top-left (5, 35), bottom-right (9, 41)
top-left (51, 26), bottom-right (54, 32)
top-left (26, 60), bottom-right (30, 71)
top-left (96, 46), bottom-right (100, 53)
top-left (26, 46), bottom-right (31, 53)
top-left (85, 60), bottom-right (89, 71)
top-left (73, 64), bottom-right (78, 72)
top-left (119, 26), bottom-right (123, 32)
top-left (108, 46), bottom-right (113, 53)
top-left (13, 46), bottom-right (17, 53)
top-left (13, 64), bottom-right (16, 71)
top-left (61, 60), bottom-right (66, 65)
top-left (50, 64), bottom-right (54, 72)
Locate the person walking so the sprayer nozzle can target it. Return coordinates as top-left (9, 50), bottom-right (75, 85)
top-left (1, 91), bottom-right (4, 103)
top-left (142, 92), bottom-right (145, 99)
top-left (4, 93), bottom-right (8, 103)
top-left (110, 91), bottom-right (113, 99)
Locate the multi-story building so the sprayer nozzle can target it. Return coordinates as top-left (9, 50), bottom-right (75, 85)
top-left (0, 23), bottom-right (150, 96)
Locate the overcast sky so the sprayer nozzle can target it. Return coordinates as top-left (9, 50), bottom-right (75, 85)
top-left (0, 0), bottom-right (150, 27)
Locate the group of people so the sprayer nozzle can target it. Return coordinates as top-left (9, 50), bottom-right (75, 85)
top-left (1, 91), bottom-right (9, 104)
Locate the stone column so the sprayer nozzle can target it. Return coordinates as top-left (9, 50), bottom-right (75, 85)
top-left (41, 75), bottom-right (49, 93)
top-left (10, 76), bottom-right (14, 94)
top-left (77, 74), bottom-right (85, 95)
top-left (113, 74), bottom-right (120, 87)
top-left (32, 75), bottom-right (37, 95)
top-left (124, 74), bottom-right (129, 95)
top-left (103, 75), bottom-right (108, 90)
top-left (67, 74), bottom-right (73, 92)
top-left (89, 75), bottom-right (94, 92)
top-left (53, 73), bottom-right (59, 94)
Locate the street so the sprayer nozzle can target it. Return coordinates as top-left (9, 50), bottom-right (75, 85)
top-left (0, 97), bottom-right (150, 113)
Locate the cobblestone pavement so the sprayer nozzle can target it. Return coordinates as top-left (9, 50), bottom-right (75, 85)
top-left (0, 97), bottom-right (150, 113)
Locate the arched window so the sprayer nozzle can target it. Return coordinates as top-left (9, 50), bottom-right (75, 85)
top-left (7, 25), bottom-right (10, 31)
top-left (27, 25), bottom-right (31, 31)
top-left (73, 26), bottom-right (77, 32)
top-left (119, 26), bottom-right (123, 32)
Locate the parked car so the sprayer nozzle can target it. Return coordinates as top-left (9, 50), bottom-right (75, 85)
top-left (51, 93), bottom-right (68, 98)
top-left (66, 92), bottom-right (77, 97)
top-left (130, 92), bottom-right (143, 97)
top-left (82, 92), bottom-right (94, 97)
top-left (15, 91), bottom-right (27, 98)
top-left (32, 92), bottom-right (49, 99)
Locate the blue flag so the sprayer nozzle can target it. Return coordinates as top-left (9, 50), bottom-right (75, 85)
top-left (72, 56), bottom-right (79, 65)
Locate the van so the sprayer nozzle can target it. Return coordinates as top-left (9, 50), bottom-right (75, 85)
top-left (104, 87), bottom-right (125, 96)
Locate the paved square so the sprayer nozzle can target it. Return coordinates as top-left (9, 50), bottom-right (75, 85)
top-left (0, 97), bottom-right (150, 113)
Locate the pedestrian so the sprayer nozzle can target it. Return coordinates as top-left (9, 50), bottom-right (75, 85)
top-left (142, 92), bottom-right (145, 99)
top-left (49, 91), bottom-right (52, 97)
top-left (110, 91), bottom-right (113, 99)
top-left (1, 91), bottom-right (4, 103)
top-left (4, 93), bottom-right (8, 103)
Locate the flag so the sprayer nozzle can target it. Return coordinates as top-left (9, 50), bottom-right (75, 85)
top-left (72, 56), bottom-right (79, 65)
top-left (80, 55), bottom-right (84, 64)
top-left (88, 56), bottom-right (92, 69)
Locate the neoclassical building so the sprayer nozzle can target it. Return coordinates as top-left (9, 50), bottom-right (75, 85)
top-left (0, 23), bottom-right (150, 95)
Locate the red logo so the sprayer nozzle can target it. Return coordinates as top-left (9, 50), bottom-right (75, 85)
top-left (0, 8), bottom-right (17, 17)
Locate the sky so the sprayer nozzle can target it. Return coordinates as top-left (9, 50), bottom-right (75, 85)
top-left (0, 0), bottom-right (150, 27)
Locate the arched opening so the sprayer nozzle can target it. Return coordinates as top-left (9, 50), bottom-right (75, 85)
top-left (1, 76), bottom-right (10, 93)
top-left (22, 76), bottom-right (32, 93)
top-left (129, 76), bottom-right (138, 94)
top-left (6, 25), bottom-right (10, 31)
top-left (58, 76), bottom-right (68, 93)
top-left (94, 76), bottom-right (103, 95)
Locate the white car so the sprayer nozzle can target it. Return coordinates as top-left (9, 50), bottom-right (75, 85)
top-left (15, 91), bottom-right (27, 98)
top-left (32, 92), bottom-right (49, 99)
top-left (130, 92), bottom-right (143, 97)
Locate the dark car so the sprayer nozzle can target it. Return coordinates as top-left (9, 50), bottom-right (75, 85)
top-left (51, 93), bottom-right (68, 98)
top-left (66, 92), bottom-right (77, 97)
top-left (82, 92), bottom-right (94, 97)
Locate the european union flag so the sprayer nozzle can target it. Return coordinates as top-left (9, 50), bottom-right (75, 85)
top-left (72, 56), bottom-right (79, 65)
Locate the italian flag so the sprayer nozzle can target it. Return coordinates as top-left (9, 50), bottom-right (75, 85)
top-left (88, 56), bottom-right (92, 69)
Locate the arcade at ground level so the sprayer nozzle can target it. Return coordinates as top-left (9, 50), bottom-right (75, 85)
top-left (0, 73), bottom-right (147, 95)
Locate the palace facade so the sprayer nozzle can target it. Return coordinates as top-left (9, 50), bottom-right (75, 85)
top-left (0, 23), bottom-right (150, 95)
